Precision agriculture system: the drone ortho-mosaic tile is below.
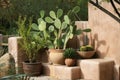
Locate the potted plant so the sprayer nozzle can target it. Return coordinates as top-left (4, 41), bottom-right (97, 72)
top-left (63, 48), bottom-right (77, 66)
top-left (77, 45), bottom-right (95, 59)
top-left (44, 9), bottom-right (82, 65)
top-left (32, 9), bottom-right (91, 65)
top-left (17, 16), bottom-right (47, 76)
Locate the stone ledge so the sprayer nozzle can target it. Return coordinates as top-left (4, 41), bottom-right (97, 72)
top-left (42, 63), bottom-right (81, 80)
top-left (77, 59), bottom-right (114, 80)
top-left (114, 65), bottom-right (120, 80)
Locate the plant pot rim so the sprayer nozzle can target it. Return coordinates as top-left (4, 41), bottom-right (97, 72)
top-left (49, 48), bottom-right (64, 53)
top-left (23, 61), bottom-right (41, 65)
top-left (77, 50), bottom-right (95, 58)
top-left (77, 50), bottom-right (95, 53)
top-left (65, 58), bottom-right (76, 60)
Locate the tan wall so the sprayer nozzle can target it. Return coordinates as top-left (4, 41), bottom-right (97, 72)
top-left (88, 1), bottom-right (120, 64)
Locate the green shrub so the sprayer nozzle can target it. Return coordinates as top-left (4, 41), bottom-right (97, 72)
top-left (63, 48), bottom-right (77, 59)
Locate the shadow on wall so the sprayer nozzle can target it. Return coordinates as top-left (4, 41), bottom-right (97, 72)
top-left (67, 36), bottom-right (79, 49)
top-left (92, 34), bottom-right (109, 58)
top-left (66, 32), bottom-right (110, 58)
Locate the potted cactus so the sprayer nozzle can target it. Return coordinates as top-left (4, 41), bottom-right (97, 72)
top-left (32, 9), bottom-right (91, 65)
top-left (63, 48), bottom-right (77, 66)
top-left (32, 9), bottom-right (78, 65)
top-left (77, 45), bottom-right (95, 59)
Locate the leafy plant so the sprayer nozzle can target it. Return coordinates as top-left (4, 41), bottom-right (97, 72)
top-left (67, 6), bottom-right (81, 21)
top-left (16, 16), bottom-right (47, 63)
top-left (0, 0), bottom-right (88, 35)
top-left (32, 9), bottom-right (91, 50)
top-left (45, 9), bottom-right (76, 49)
top-left (63, 48), bottom-right (77, 59)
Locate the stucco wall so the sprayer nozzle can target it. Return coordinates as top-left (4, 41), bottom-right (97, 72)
top-left (88, 1), bottom-right (120, 64)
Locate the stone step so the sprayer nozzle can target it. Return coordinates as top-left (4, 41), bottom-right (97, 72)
top-left (42, 63), bottom-right (81, 80)
top-left (29, 76), bottom-right (91, 80)
top-left (77, 59), bottom-right (114, 80)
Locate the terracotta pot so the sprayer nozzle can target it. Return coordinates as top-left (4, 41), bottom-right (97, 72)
top-left (65, 58), bottom-right (76, 66)
top-left (49, 49), bottom-right (65, 65)
top-left (22, 62), bottom-right (42, 76)
top-left (77, 51), bottom-right (95, 59)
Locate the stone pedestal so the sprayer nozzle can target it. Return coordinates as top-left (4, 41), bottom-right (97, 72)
top-left (42, 63), bottom-right (81, 80)
top-left (8, 37), bottom-right (27, 74)
top-left (78, 59), bottom-right (114, 80)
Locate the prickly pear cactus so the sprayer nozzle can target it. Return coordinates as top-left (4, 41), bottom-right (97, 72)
top-left (44, 9), bottom-right (75, 49)
top-left (31, 9), bottom-right (91, 49)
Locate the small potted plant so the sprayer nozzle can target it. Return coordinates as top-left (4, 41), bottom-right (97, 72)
top-left (17, 16), bottom-right (47, 76)
top-left (77, 45), bottom-right (95, 59)
top-left (63, 48), bottom-right (77, 66)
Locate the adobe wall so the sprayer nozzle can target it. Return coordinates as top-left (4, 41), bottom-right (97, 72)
top-left (88, 1), bottom-right (120, 64)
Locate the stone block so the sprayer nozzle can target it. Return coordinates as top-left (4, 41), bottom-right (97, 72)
top-left (8, 37), bottom-right (27, 74)
top-left (78, 59), bottom-right (114, 80)
top-left (0, 53), bottom-right (15, 78)
top-left (114, 65), bottom-right (120, 80)
top-left (42, 63), bottom-right (81, 80)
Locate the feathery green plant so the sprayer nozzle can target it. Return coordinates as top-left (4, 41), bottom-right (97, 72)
top-left (63, 48), bottom-right (77, 59)
top-left (17, 16), bottom-right (47, 63)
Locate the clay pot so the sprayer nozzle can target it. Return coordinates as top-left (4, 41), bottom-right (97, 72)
top-left (22, 62), bottom-right (42, 76)
top-left (65, 58), bottom-right (76, 66)
top-left (49, 49), bottom-right (65, 65)
top-left (77, 51), bottom-right (95, 59)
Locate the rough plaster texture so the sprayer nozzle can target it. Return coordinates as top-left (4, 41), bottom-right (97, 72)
top-left (78, 59), bottom-right (114, 80)
top-left (88, 1), bottom-right (120, 65)
top-left (42, 63), bottom-right (81, 80)
top-left (76, 1), bottom-right (120, 64)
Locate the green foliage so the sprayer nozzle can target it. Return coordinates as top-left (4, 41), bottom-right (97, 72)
top-left (0, 74), bottom-right (28, 80)
top-left (80, 45), bottom-right (94, 51)
top-left (32, 8), bottom-right (91, 50)
top-left (67, 6), bottom-right (81, 21)
top-left (80, 46), bottom-right (87, 51)
top-left (57, 0), bottom-right (88, 20)
top-left (0, 0), bottom-right (88, 35)
top-left (0, 58), bottom-right (28, 80)
top-left (16, 16), bottom-right (47, 63)
top-left (37, 9), bottom-right (82, 49)
top-left (63, 48), bottom-right (77, 59)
